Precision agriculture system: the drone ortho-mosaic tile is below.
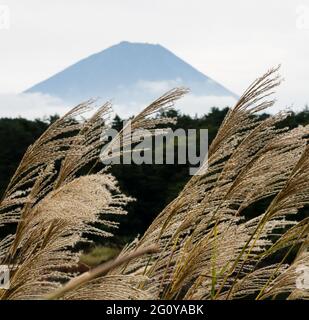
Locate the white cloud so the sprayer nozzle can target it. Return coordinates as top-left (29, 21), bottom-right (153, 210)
top-left (0, 85), bottom-right (302, 121)
top-left (136, 79), bottom-right (184, 94)
top-left (0, 90), bottom-right (236, 120)
top-left (0, 93), bottom-right (70, 119)
top-left (111, 79), bottom-right (237, 117)
top-left (113, 93), bottom-right (237, 118)
top-left (176, 94), bottom-right (237, 116)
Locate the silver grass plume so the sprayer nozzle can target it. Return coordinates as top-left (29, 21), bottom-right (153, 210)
top-left (0, 89), bottom-right (186, 300)
top-left (110, 66), bottom-right (309, 300)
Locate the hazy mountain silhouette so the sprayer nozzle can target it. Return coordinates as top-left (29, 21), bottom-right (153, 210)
top-left (25, 41), bottom-right (237, 114)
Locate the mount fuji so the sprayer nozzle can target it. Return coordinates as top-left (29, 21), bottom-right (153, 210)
top-left (25, 41), bottom-right (237, 116)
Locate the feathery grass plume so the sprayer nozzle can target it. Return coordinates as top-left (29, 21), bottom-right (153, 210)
top-left (62, 275), bottom-right (154, 300)
top-left (111, 66), bottom-right (309, 300)
top-left (0, 89), bottom-right (185, 300)
top-left (254, 145), bottom-right (309, 299)
top-left (0, 102), bottom-right (131, 299)
top-left (46, 245), bottom-right (159, 300)
top-left (99, 88), bottom-right (188, 164)
top-left (0, 102), bottom-right (96, 264)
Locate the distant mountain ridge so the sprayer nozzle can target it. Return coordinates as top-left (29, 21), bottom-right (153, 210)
top-left (25, 41), bottom-right (237, 114)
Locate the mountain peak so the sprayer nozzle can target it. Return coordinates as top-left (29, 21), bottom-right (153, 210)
top-left (105, 41), bottom-right (164, 53)
top-left (117, 41), bottom-right (161, 47)
top-left (25, 42), bottom-right (237, 115)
